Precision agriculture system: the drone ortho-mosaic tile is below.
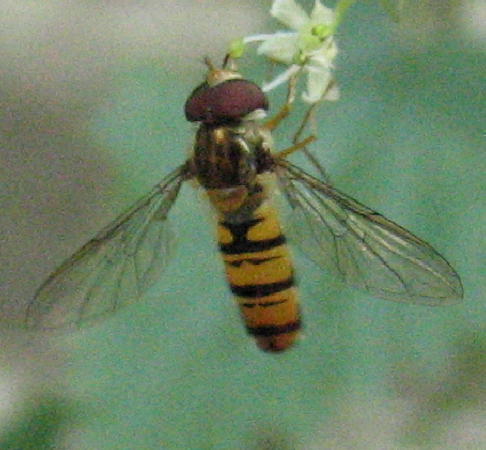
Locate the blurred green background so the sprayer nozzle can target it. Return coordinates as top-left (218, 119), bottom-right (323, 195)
top-left (0, 0), bottom-right (484, 448)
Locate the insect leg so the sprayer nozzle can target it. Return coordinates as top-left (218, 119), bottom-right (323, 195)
top-left (276, 135), bottom-right (317, 160)
top-left (289, 102), bottom-right (329, 180)
top-left (289, 79), bottom-right (338, 181)
top-left (264, 72), bottom-right (299, 131)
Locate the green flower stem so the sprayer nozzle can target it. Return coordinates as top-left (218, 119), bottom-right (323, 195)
top-left (332, 0), bottom-right (357, 32)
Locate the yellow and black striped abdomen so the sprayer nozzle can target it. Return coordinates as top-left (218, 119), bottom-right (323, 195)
top-left (217, 201), bottom-right (301, 352)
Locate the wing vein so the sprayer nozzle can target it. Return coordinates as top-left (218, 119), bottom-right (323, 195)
top-left (277, 159), bottom-right (463, 305)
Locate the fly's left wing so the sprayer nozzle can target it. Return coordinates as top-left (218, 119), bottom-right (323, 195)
top-left (277, 160), bottom-right (463, 305)
top-left (26, 165), bottom-right (188, 329)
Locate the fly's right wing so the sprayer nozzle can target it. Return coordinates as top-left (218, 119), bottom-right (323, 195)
top-left (277, 160), bottom-right (463, 305)
top-left (26, 165), bottom-right (188, 329)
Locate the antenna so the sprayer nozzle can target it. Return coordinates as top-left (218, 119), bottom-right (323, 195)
top-left (203, 57), bottom-right (216, 71)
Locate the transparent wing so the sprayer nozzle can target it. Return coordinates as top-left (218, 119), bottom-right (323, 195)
top-left (277, 160), bottom-right (463, 305)
top-left (27, 165), bottom-right (188, 329)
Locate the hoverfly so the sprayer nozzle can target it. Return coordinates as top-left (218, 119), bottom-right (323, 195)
top-left (27, 56), bottom-right (463, 352)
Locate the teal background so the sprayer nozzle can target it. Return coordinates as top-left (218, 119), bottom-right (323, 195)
top-left (1, 1), bottom-right (484, 448)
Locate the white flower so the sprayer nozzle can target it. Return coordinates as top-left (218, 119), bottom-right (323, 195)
top-left (243, 0), bottom-right (339, 103)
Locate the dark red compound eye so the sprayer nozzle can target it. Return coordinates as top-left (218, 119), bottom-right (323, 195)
top-left (184, 79), bottom-right (269, 124)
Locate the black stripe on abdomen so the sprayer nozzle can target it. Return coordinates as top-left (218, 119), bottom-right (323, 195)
top-left (241, 298), bottom-right (288, 308)
top-left (230, 275), bottom-right (294, 298)
top-left (218, 218), bottom-right (285, 255)
top-left (246, 320), bottom-right (302, 337)
top-left (225, 255), bottom-right (281, 268)
top-left (220, 235), bottom-right (286, 255)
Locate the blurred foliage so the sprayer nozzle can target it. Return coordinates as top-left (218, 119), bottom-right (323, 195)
top-left (0, 396), bottom-right (77, 450)
top-left (399, 331), bottom-right (486, 446)
top-left (380, 0), bottom-right (406, 22)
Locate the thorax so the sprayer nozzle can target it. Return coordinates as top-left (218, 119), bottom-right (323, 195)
top-left (189, 121), bottom-right (274, 219)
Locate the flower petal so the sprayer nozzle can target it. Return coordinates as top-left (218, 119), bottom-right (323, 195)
top-left (309, 0), bottom-right (335, 25)
top-left (262, 64), bottom-right (301, 92)
top-left (242, 33), bottom-right (279, 44)
top-left (302, 65), bottom-right (332, 103)
top-left (322, 82), bottom-right (340, 101)
top-left (307, 38), bottom-right (338, 68)
top-left (297, 24), bottom-right (325, 52)
top-left (256, 32), bottom-right (299, 65)
top-left (270, 0), bottom-right (310, 30)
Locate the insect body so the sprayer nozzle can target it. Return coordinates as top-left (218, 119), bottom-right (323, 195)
top-left (26, 58), bottom-right (463, 352)
top-left (185, 69), bottom-right (301, 351)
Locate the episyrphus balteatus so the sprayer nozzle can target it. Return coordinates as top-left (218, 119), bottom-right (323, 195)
top-left (26, 56), bottom-right (463, 352)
